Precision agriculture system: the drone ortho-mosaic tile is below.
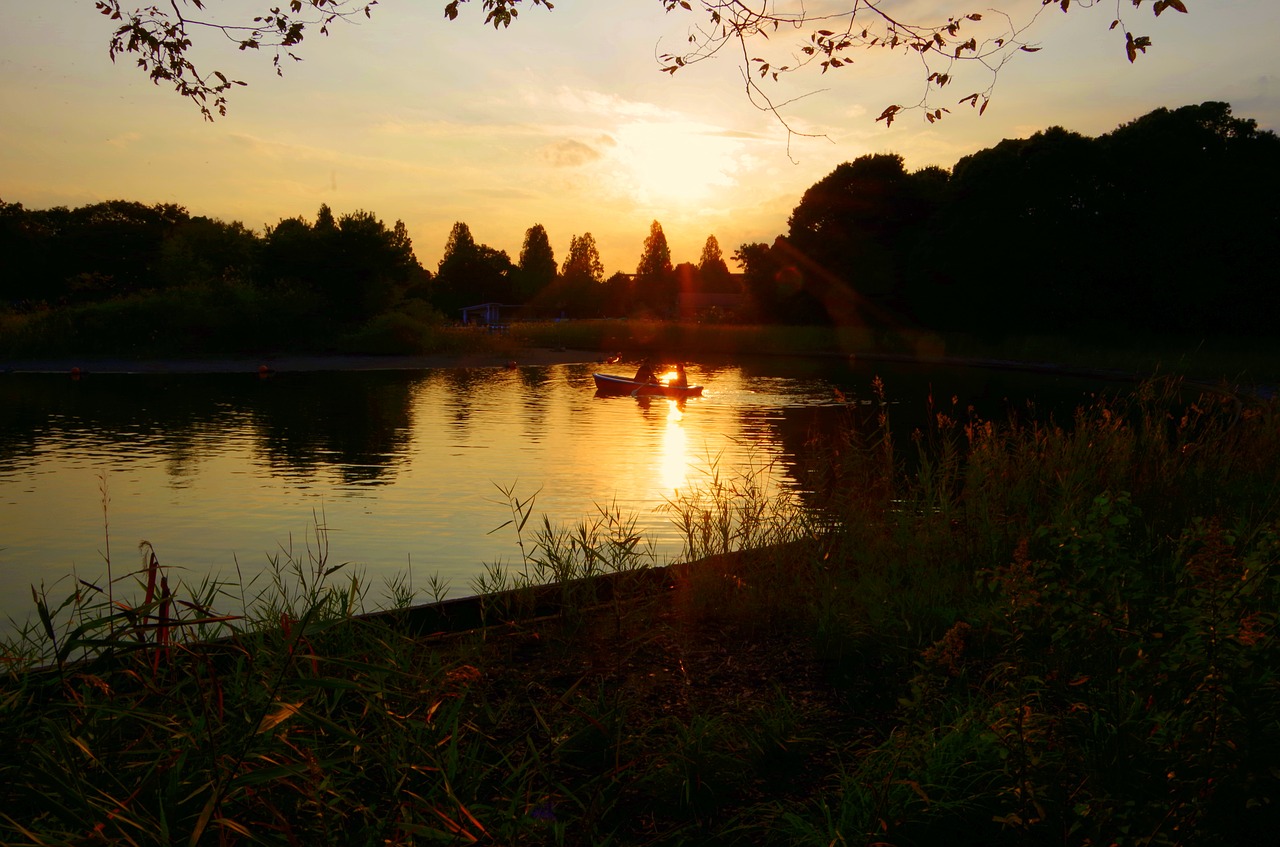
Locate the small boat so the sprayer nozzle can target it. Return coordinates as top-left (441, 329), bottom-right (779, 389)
top-left (593, 373), bottom-right (704, 398)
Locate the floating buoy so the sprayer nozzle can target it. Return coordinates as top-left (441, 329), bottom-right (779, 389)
top-left (258, 364), bottom-right (273, 378)
top-left (70, 367), bottom-right (81, 380)
top-left (505, 360), bottom-right (518, 370)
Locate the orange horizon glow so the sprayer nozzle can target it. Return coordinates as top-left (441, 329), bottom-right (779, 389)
top-left (2, 3), bottom-right (1275, 274)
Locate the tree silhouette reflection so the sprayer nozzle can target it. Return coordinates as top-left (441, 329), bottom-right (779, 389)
top-left (249, 371), bottom-right (418, 486)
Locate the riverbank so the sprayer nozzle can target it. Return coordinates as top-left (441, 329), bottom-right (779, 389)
top-left (6, 318), bottom-right (1278, 391)
top-left (0, 347), bottom-right (600, 375)
top-left (5, 345), bottom-right (1272, 403)
top-left (5, 372), bottom-right (1280, 845)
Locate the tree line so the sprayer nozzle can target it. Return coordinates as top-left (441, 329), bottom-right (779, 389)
top-left (0, 199), bottom-right (733, 323)
top-left (0, 202), bottom-right (421, 322)
top-left (3, 101), bottom-right (1275, 342)
top-left (737, 101), bottom-right (1280, 340)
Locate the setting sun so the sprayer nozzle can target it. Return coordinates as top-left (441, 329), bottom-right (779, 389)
top-left (605, 121), bottom-right (744, 210)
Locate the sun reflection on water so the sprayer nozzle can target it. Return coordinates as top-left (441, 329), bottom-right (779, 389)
top-left (658, 399), bottom-right (689, 495)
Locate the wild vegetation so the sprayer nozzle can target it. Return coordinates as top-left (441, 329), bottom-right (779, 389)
top-left (3, 99), bottom-right (1277, 842)
top-left (3, 375), bottom-right (1278, 845)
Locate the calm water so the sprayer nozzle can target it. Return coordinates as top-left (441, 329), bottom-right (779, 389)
top-left (0, 356), bottom-right (1112, 628)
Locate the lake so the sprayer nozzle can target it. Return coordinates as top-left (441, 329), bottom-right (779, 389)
top-left (0, 355), bottom-right (1115, 630)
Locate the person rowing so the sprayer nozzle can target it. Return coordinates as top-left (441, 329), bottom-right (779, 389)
top-left (633, 358), bottom-right (656, 384)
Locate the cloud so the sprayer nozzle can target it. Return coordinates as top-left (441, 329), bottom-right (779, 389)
top-left (106, 131), bottom-right (142, 148)
top-left (467, 185), bottom-right (542, 201)
top-left (544, 86), bottom-right (671, 121)
top-left (704, 128), bottom-right (770, 140)
top-left (225, 132), bottom-right (441, 177)
top-left (538, 138), bottom-right (604, 168)
top-left (226, 132), bottom-right (342, 162)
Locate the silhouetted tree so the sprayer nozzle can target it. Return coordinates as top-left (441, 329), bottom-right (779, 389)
top-left (0, 200), bottom-right (194, 304)
top-left (787, 154), bottom-right (937, 325)
top-left (697, 234), bottom-right (734, 292)
top-left (562, 232), bottom-right (605, 285)
top-left (314, 203), bottom-right (337, 233)
top-left (544, 231), bottom-right (605, 317)
top-left (734, 239), bottom-right (813, 323)
top-left (433, 221), bottom-right (514, 317)
top-left (634, 220), bottom-right (676, 317)
top-left (929, 127), bottom-right (1109, 336)
top-left (600, 271), bottom-right (632, 318)
top-left (156, 216), bottom-right (259, 288)
top-left (0, 201), bottom-right (61, 305)
top-left (910, 101), bottom-right (1280, 340)
top-left (515, 223), bottom-right (556, 303)
top-left (1097, 102), bottom-right (1280, 335)
top-left (329, 209), bottom-right (421, 317)
top-left (260, 205), bottom-right (421, 319)
top-left (262, 215), bottom-right (317, 290)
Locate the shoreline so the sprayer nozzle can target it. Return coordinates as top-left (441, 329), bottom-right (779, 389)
top-left (2, 348), bottom-right (1272, 398)
top-left (0, 348), bottom-right (601, 375)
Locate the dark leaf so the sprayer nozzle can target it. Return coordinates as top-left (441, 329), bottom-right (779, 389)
top-left (876, 104), bottom-right (901, 126)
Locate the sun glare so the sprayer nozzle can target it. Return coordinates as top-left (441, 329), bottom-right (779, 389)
top-left (607, 121), bottom-right (741, 208)
top-left (658, 400), bottom-right (689, 494)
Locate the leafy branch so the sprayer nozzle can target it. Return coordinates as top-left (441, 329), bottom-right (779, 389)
top-left (96, 0), bottom-right (378, 119)
top-left (94, 0), bottom-right (1188, 123)
top-left (94, 0), bottom-right (552, 119)
top-left (657, 0), bottom-right (1191, 128)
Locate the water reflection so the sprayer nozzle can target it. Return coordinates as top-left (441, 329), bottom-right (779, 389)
top-left (0, 358), bottom-right (1111, 629)
top-left (251, 371), bottom-right (419, 486)
top-left (0, 371), bottom-right (423, 487)
top-left (659, 400), bottom-right (690, 495)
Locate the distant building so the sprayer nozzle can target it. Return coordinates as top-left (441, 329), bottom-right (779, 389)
top-left (460, 302), bottom-right (524, 327)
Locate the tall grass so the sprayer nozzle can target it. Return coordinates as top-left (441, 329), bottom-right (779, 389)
top-left (762, 377), bottom-right (1280, 845)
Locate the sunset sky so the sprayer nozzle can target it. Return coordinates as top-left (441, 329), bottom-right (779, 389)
top-left (2, 1), bottom-right (1277, 276)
